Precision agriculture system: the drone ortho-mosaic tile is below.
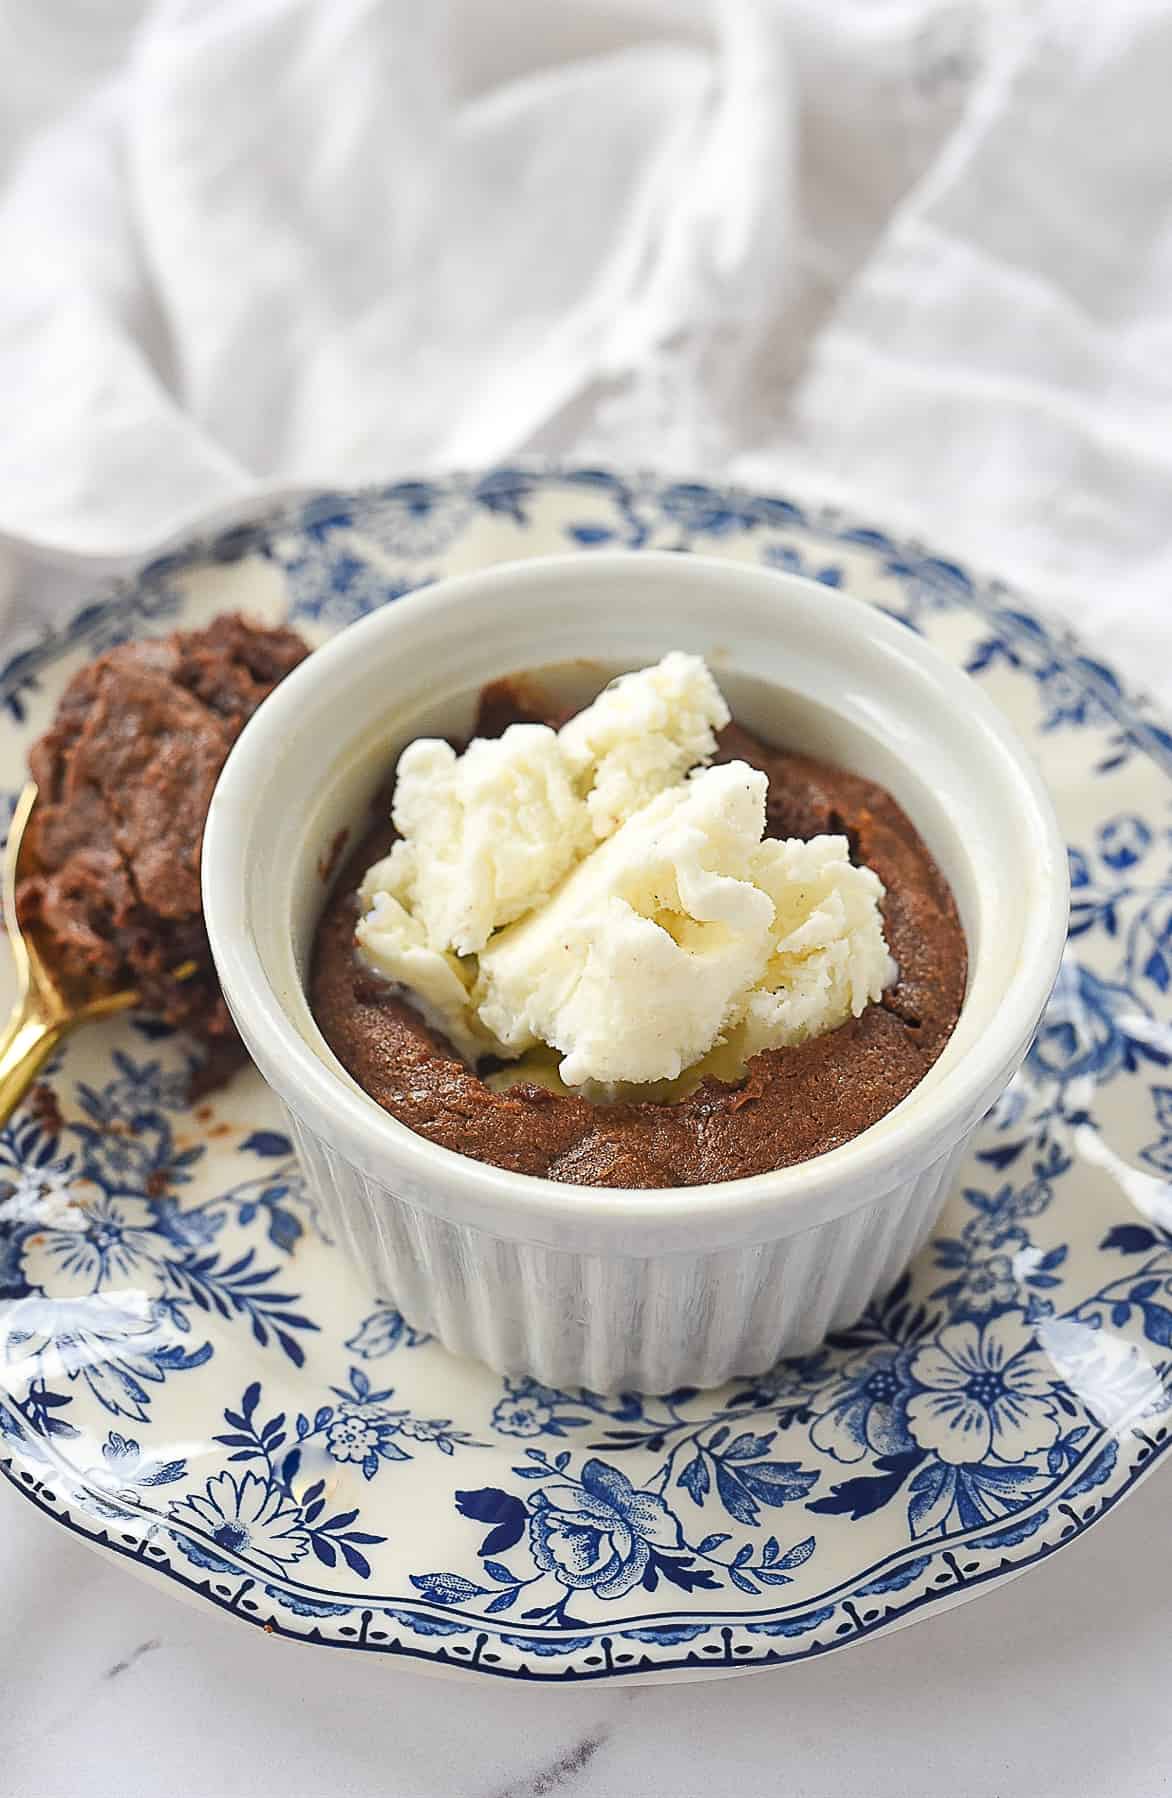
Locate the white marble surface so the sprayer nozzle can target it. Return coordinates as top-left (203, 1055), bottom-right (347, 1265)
top-left (2, 1463), bottom-right (1169, 1797)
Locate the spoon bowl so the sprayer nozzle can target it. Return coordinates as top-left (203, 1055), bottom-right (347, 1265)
top-left (0, 782), bottom-right (194, 1127)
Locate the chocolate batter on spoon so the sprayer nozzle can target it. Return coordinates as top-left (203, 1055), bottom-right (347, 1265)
top-left (311, 680), bottom-right (967, 1188)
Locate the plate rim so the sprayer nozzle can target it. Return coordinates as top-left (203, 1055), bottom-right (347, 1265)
top-left (6, 1419), bottom-right (1169, 1681)
top-left (2, 462), bottom-right (1170, 1684)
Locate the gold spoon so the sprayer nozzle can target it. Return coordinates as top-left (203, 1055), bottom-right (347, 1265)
top-left (0, 783), bottom-right (196, 1128)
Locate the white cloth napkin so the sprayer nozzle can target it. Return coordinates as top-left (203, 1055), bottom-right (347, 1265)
top-left (2, 0), bottom-right (1171, 699)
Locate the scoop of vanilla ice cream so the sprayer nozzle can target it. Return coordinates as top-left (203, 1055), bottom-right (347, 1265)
top-left (353, 655), bottom-right (896, 1088)
top-left (366, 655), bottom-right (728, 963)
top-left (559, 650), bottom-right (730, 837)
top-left (354, 876), bottom-right (499, 1063)
top-left (730, 835), bottom-right (898, 1064)
top-left (388, 723), bottom-right (592, 956)
top-left (475, 763), bottom-right (777, 1086)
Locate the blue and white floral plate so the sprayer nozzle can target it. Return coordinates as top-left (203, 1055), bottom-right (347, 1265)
top-left (3, 468), bottom-right (1171, 1686)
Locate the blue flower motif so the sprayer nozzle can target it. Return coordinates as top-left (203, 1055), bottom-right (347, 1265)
top-left (809, 1348), bottom-right (916, 1464)
top-left (963, 1210), bottom-right (1031, 1252)
top-left (1098, 814), bottom-right (1151, 870)
top-left (170, 1471), bottom-right (309, 1575)
top-left (487, 1376), bottom-right (596, 1438)
top-left (326, 1412), bottom-right (384, 1464)
top-left (528, 1459), bottom-right (683, 1598)
top-left (345, 1300), bottom-right (430, 1359)
top-left (398, 1416), bottom-right (463, 1449)
top-left (10, 1291), bottom-right (182, 1422)
top-left (99, 1429), bottom-right (184, 1482)
top-left (85, 1431), bottom-right (187, 1514)
top-left (906, 1320), bottom-right (1059, 1466)
top-left (20, 1190), bottom-right (159, 1299)
top-left (949, 1254), bottom-right (1019, 1319)
top-left (492, 1392), bottom-right (554, 1437)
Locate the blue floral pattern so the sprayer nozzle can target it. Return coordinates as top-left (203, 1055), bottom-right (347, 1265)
top-left (1, 469), bottom-right (1171, 1685)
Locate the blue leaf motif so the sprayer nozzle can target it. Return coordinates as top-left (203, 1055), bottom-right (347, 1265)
top-left (677, 1452), bottom-right (709, 1505)
top-left (139, 1459), bottom-right (187, 1487)
top-left (776, 1535), bottom-right (817, 1571)
top-left (345, 1303), bottom-right (429, 1359)
top-left (266, 1207), bottom-right (302, 1253)
top-left (455, 1487), bottom-right (527, 1557)
top-left (713, 1461), bottom-right (759, 1525)
top-left (722, 1431), bottom-right (776, 1462)
top-left (906, 1460), bottom-right (953, 1536)
top-left (338, 1541), bottom-right (372, 1578)
top-left (978, 1142), bottom-right (1027, 1171)
top-left (241, 1132), bottom-right (294, 1158)
top-left (807, 1450), bottom-right (924, 1520)
top-left (735, 1461), bottom-right (819, 1507)
top-left (455, 1486), bottom-right (521, 1524)
top-left (1136, 1300), bottom-right (1172, 1346)
top-left (1100, 1222), bottom-right (1157, 1251)
top-left (409, 1573), bottom-right (488, 1605)
top-left (645, 1552), bottom-right (720, 1594)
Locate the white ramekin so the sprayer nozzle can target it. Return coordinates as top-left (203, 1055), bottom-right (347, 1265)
top-left (202, 553), bottom-right (1068, 1392)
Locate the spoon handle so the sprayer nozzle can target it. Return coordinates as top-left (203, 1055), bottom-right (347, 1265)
top-left (0, 992), bottom-right (69, 1128)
